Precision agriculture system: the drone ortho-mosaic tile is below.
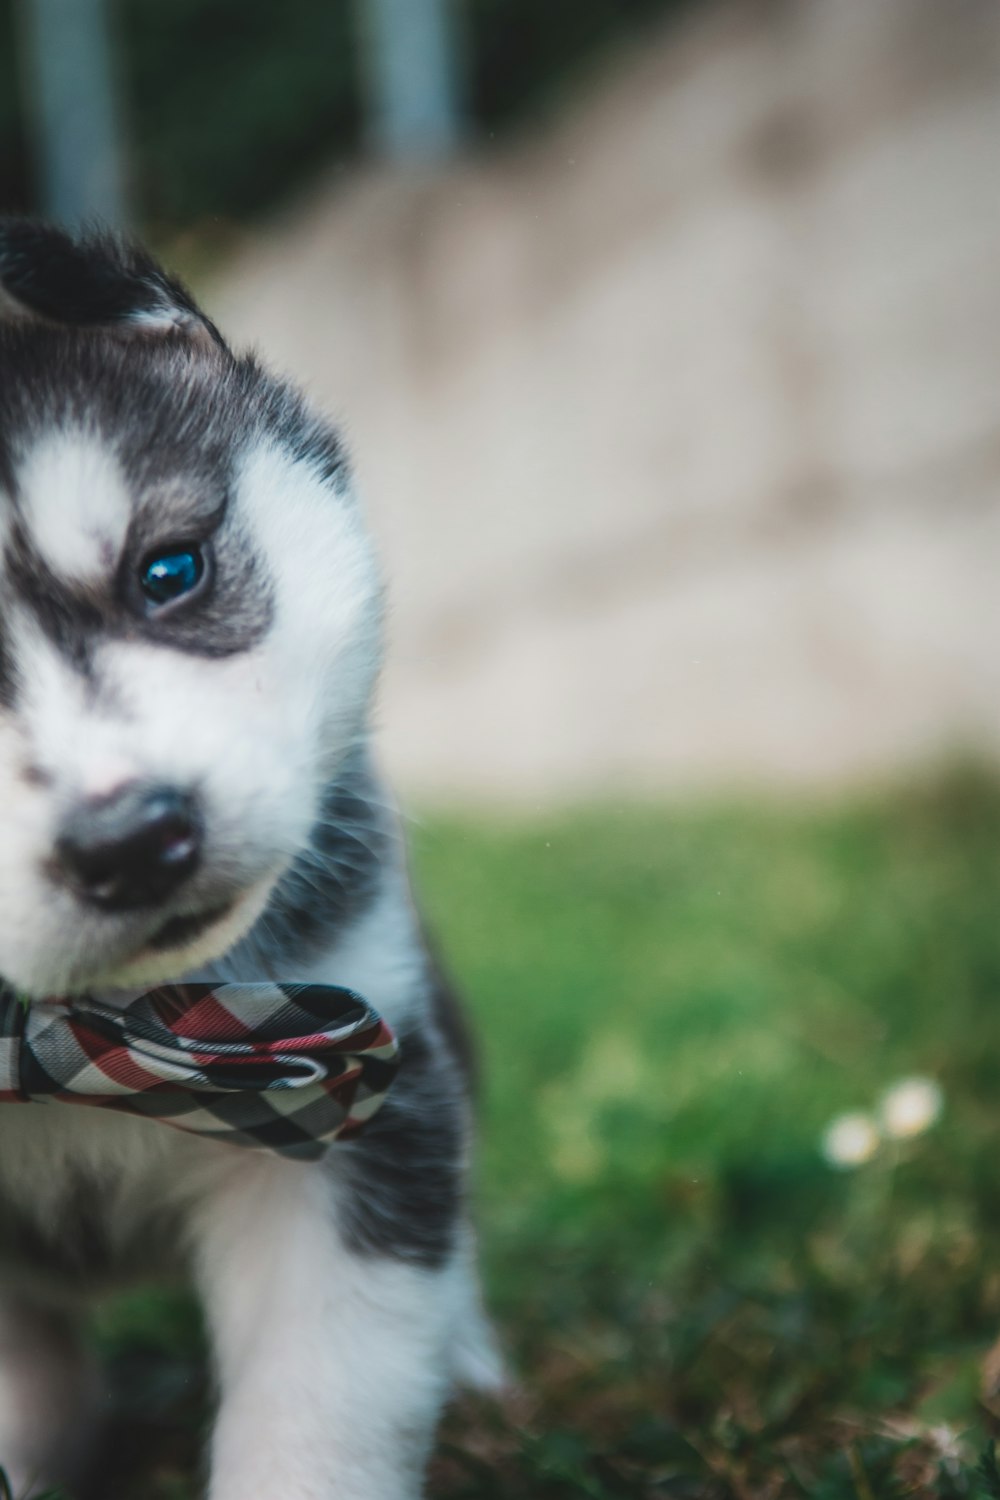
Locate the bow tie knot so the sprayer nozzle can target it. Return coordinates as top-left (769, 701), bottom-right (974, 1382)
top-left (0, 982), bottom-right (399, 1160)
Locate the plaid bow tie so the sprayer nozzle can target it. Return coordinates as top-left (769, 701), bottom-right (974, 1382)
top-left (0, 982), bottom-right (399, 1161)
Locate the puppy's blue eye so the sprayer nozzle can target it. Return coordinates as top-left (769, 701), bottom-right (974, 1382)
top-left (140, 547), bottom-right (204, 607)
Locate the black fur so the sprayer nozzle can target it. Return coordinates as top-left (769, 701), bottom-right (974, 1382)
top-left (334, 1009), bottom-right (467, 1270)
top-left (245, 752), bottom-right (390, 970)
top-left (0, 219), bottom-right (224, 343)
top-left (423, 939), bottom-right (478, 1092)
top-left (0, 623), bottom-right (18, 708)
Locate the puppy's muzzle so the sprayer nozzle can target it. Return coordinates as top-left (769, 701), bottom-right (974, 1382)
top-left (54, 784), bottom-right (202, 911)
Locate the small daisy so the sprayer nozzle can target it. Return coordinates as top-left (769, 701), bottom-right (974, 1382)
top-left (821, 1111), bottom-right (880, 1169)
top-left (878, 1076), bottom-right (943, 1139)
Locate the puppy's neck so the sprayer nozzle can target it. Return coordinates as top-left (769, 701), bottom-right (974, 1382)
top-left (197, 745), bottom-right (397, 986)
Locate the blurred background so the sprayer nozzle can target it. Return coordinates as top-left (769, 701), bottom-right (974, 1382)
top-left (4, 3), bottom-right (1000, 1497)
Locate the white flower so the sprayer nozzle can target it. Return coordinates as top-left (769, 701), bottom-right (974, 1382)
top-left (878, 1076), bottom-right (943, 1139)
top-left (821, 1111), bottom-right (880, 1169)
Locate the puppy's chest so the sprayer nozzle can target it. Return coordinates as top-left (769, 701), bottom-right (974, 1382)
top-left (0, 1105), bottom-right (189, 1295)
top-left (0, 1171), bottom-right (182, 1298)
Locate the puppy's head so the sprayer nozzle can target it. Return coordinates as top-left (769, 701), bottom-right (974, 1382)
top-left (0, 220), bottom-right (382, 996)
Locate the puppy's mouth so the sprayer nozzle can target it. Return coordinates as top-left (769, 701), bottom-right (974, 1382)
top-left (6, 865), bottom-right (287, 998)
top-left (144, 901), bottom-right (234, 954)
top-left (93, 867), bottom-right (284, 990)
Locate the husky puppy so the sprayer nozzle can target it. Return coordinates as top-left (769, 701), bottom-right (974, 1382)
top-left (0, 220), bottom-right (497, 1499)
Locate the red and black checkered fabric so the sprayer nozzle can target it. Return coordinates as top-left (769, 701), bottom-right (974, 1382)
top-left (0, 982), bottom-right (399, 1161)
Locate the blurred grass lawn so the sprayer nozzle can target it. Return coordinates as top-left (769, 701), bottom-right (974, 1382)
top-left (66, 768), bottom-right (1000, 1498)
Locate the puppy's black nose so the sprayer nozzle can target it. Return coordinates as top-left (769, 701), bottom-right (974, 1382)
top-left (55, 785), bottom-right (202, 911)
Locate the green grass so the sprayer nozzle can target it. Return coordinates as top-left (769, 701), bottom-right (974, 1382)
top-left (416, 766), bottom-right (1000, 1498)
top-left (16, 767), bottom-right (1000, 1497)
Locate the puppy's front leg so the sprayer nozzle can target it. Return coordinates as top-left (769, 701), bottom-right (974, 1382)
top-left (194, 1158), bottom-right (456, 1500)
top-left (0, 1297), bottom-right (99, 1497)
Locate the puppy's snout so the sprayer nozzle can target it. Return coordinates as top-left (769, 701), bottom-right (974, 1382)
top-left (55, 784), bottom-right (202, 911)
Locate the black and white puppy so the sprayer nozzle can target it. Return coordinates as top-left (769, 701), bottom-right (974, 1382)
top-left (0, 220), bottom-right (498, 1499)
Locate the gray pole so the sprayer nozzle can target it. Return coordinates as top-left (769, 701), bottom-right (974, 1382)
top-left (358, 0), bottom-right (464, 162)
top-left (17, 0), bottom-right (127, 229)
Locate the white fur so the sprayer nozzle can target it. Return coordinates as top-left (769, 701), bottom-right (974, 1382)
top-left (236, 440), bottom-right (383, 766)
top-left (193, 1157), bottom-right (463, 1500)
top-left (17, 430), bottom-right (131, 583)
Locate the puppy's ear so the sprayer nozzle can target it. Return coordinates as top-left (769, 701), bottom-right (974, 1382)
top-left (0, 219), bottom-right (224, 346)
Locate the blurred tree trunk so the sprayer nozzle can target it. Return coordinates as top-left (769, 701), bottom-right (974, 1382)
top-left (357, 0), bottom-right (464, 161)
top-left (17, 0), bottom-right (126, 228)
